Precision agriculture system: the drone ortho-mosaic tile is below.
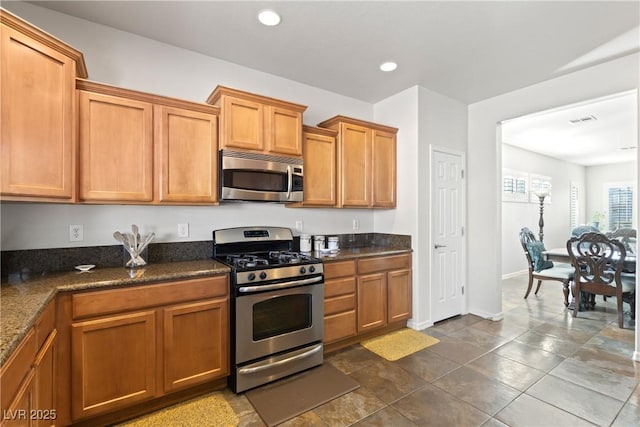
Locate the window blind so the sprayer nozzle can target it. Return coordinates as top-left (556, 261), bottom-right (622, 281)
top-left (570, 182), bottom-right (579, 229)
top-left (607, 185), bottom-right (633, 230)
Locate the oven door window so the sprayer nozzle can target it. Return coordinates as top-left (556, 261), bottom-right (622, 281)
top-left (224, 170), bottom-right (287, 192)
top-left (253, 294), bottom-right (312, 341)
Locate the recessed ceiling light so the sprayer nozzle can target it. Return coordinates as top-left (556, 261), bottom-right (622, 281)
top-left (258, 10), bottom-right (281, 26)
top-left (380, 62), bottom-right (397, 72)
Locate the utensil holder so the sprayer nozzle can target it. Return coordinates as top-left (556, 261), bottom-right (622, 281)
top-left (123, 246), bottom-right (148, 269)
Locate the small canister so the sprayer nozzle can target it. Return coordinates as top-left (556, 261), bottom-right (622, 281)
top-left (313, 235), bottom-right (325, 251)
top-left (299, 234), bottom-right (312, 252)
top-left (327, 236), bottom-right (339, 251)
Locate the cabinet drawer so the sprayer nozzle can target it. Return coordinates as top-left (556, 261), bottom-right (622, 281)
top-left (325, 277), bottom-right (356, 298)
top-left (325, 294), bottom-right (356, 316)
top-left (324, 311), bottom-right (356, 343)
top-left (72, 275), bottom-right (228, 319)
top-left (0, 328), bottom-right (36, 411)
top-left (358, 253), bottom-right (411, 274)
top-left (324, 260), bottom-right (356, 280)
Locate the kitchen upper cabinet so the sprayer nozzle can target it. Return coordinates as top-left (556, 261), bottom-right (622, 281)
top-left (299, 126), bottom-right (338, 206)
top-left (207, 86), bottom-right (306, 157)
top-left (78, 89), bottom-right (154, 202)
top-left (61, 275), bottom-right (229, 423)
top-left (154, 105), bottom-right (218, 203)
top-left (0, 9), bottom-right (87, 203)
top-left (77, 80), bottom-right (219, 204)
top-left (317, 116), bottom-right (398, 208)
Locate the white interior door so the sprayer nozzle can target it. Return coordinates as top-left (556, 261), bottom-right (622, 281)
top-left (431, 147), bottom-right (465, 322)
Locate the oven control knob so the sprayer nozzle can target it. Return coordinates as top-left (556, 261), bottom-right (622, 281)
top-left (248, 273), bottom-right (256, 281)
top-left (259, 272), bottom-right (267, 280)
top-left (300, 267), bottom-right (306, 274)
top-left (309, 266), bottom-right (316, 273)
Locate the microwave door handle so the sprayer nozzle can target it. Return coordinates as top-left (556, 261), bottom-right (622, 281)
top-left (286, 165), bottom-right (292, 200)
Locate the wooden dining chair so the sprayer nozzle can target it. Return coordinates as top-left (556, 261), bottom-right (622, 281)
top-left (519, 227), bottom-right (573, 307)
top-left (567, 232), bottom-right (636, 328)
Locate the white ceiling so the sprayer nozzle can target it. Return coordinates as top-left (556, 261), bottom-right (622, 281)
top-left (502, 91), bottom-right (638, 166)
top-left (21, 0), bottom-right (640, 165)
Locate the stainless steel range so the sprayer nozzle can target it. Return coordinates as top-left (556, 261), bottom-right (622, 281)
top-left (213, 226), bottom-right (324, 393)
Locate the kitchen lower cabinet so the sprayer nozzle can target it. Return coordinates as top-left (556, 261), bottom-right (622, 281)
top-left (71, 311), bottom-right (157, 420)
top-left (323, 260), bottom-right (357, 343)
top-left (163, 299), bottom-right (228, 393)
top-left (357, 273), bottom-right (387, 332)
top-left (0, 9), bottom-right (87, 203)
top-left (58, 275), bottom-right (229, 424)
top-left (76, 80), bottom-right (219, 204)
top-left (1, 301), bottom-right (57, 427)
top-left (357, 254), bottom-right (413, 330)
top-left (324, 253), bottom-right (412, 352)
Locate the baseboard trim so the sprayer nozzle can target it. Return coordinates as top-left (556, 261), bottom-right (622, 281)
top-left (502, 270), bottom-right (528, 280)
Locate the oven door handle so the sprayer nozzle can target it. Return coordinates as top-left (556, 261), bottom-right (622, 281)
top-left (238, 275), bottom-right (323, 293)
top-left (237, 344), bottom-right (323, 375)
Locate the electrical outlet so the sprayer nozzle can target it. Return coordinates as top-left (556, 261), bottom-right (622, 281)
top-left (352, 219), bottom-right (359, 231)
top-left (177, 223), bottom-right (189, 238)
top-left (69, 224), bottom-right (83, 242)
top-left (295, 221), bottom-right (303, 232)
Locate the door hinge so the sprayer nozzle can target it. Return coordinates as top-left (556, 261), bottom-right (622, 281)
top-left (461, 226), bottom-right (464, 236)
top-left (462, 286), bottom-right (465, 295)
top-left (461, 169), bottom-right (464, 179)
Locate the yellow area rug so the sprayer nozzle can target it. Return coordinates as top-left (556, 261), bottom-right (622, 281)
top-left (361, 328), bottom-right (440, 361)
top-left (118, 392), bottom-right (238, 427)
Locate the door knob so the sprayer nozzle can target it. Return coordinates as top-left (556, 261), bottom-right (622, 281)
top-left (434, 244), bottom-right (447, 249)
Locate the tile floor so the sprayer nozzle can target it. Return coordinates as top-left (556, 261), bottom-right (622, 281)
top-left (127, 274), bottom-right (640, 426)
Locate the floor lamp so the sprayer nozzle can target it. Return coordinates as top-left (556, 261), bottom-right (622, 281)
top-left (535, 190), bottom-right (550, 242)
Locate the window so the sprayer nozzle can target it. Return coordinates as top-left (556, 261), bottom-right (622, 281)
top-left (605, 183), bottom-right (634, 231)
top-left (502, 168), bottom-right (528, 202)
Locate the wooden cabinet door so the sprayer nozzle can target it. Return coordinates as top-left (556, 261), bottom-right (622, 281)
top-left (372, 129), bottom-right (396, 207)
top-left (71, 311), bottom-right (156, 420)
top-left (1, 25), bottom-right (75, 201)
top-left (357, 273), bottom-right (387, 332)
top-left (154, 105), bottom-right (218, 203)
top-left (34, 331), bottom-right (56, 427)
top-left (3, 370), bottom-right (36, 427)
top-left (162, 298), bottom-right (229, 392)
top-left (387, 269), bottom-right (412, 322)
top-left (341, 123), bottom-right (371, 207)
top-left (302, 130), bottom-right (336, 205)
top-left (221, 96), bottom-right (263, 151)
top-left (78, 91), bottom-right (153, 202)
top-left (265, 106), bottom-right (302, 156)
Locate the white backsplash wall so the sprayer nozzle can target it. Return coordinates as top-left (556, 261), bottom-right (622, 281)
top-left (0, 203), bottom-right (374, 251)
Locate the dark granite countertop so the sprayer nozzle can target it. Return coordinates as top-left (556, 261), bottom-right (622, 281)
top-left (314, 247), bottom-right (412, 261)
top-left (0, 260), bottom-right (230, 366)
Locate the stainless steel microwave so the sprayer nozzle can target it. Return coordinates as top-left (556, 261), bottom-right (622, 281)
top-left (219, 150), bottom-right (303, 202)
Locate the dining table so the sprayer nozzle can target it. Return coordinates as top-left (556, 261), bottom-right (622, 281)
top-left (543, 247), bottom-right (637, 272)
top-left (543, 247), bottom-right (637, 309)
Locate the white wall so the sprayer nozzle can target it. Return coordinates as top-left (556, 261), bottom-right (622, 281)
top-left (1, 2), bottom-right (378, 250)
top-left (585, 161), bottom-right (636, 228)
top-left (371, 86), bottom-right (467, 329)
top-left (501, 145), bottom-right (586, 276)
